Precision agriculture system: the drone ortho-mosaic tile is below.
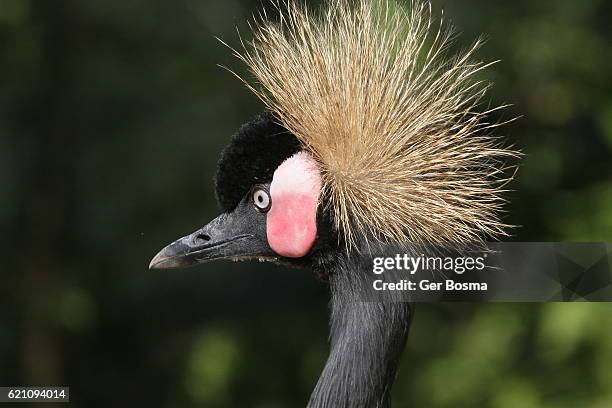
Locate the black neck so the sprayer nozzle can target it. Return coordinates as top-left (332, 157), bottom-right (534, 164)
top-left (308, 256), bottom-right (411, 408)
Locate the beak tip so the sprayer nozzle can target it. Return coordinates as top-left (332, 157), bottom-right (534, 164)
top-left (149, 252), bottom-right (167, 270)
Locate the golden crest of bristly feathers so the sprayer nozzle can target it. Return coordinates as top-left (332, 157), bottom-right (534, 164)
top-left (223, 0), bottom-right (519, 248)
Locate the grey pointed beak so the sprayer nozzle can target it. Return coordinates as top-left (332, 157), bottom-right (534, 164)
top-left (148, 227), bottom-right (251, 269)
top-left (149, 201), bottom-right (276, 269)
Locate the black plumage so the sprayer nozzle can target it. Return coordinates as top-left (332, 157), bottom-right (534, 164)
top-left (214, 112), bottom-right (301, 211)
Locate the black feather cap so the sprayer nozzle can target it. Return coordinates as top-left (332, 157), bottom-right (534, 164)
top-left (214, 112), bottom-right (301, 211)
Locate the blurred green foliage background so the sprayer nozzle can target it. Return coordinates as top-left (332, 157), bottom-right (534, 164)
top-left (1, 0), bottom-right (611, 407)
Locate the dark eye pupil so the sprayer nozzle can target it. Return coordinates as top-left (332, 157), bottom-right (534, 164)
top-left (253, 188), bottom-right (270, 211)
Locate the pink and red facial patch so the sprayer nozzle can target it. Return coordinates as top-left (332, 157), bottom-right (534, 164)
top-left (267, 151), bottom-right (321, 258)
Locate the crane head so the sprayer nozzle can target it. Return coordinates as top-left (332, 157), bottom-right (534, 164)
top-left (150, 0), bottom-right (520, 269)
top-left (149, 112), bottom-right (327, 270)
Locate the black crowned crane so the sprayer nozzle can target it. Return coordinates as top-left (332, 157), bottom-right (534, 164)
top-left (150, 1), bottom-right (518, 406)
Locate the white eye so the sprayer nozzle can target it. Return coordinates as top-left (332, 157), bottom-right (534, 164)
top-left (252, 187), bottom-right (271, 212)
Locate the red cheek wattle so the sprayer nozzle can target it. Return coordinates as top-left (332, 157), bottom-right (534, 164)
top-left (267, 193), bottom-right (318, 257)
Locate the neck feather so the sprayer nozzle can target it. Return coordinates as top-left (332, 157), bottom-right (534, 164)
top-left (308, 253), bottom-right (411, 408)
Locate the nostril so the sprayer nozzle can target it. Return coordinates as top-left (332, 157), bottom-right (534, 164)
top-left (195, 233), bottom-right (211, 243)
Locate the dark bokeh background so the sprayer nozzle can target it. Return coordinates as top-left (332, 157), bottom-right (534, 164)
top-left (1, 0), bottom-right (612, 407)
